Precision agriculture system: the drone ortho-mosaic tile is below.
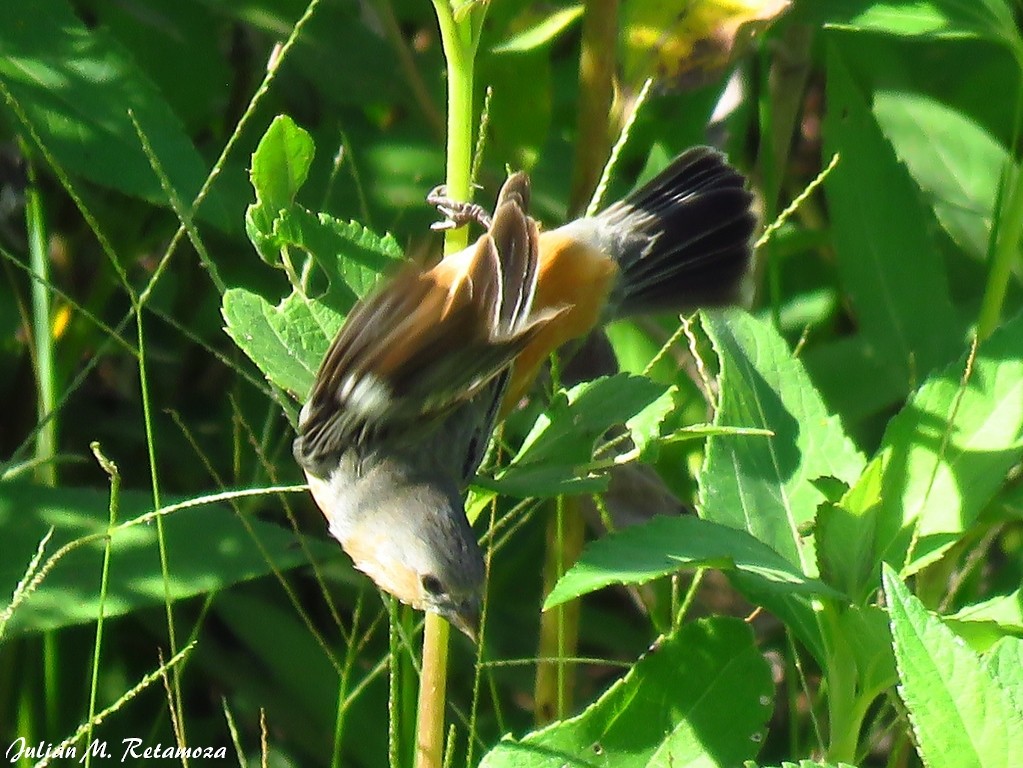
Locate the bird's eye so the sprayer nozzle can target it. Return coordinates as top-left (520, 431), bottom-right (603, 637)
top-left (421, 574), bottom-right (445, 595)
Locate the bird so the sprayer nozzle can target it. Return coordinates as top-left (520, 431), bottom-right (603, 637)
top-left (292, 147), bottom-right (757, 641)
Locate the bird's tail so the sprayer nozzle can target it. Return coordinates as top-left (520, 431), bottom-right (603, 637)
top-left (590, 147), bottom-right (757, 316)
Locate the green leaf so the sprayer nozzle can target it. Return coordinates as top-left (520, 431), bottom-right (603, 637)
top-left (0, 0), bottom-right (229, 228)
top-left (950, 590), bottom-right (1023, 633)
top-left (698, 309), bottom-right (864, 661)
top-left (700, 309), bottom-right (865, 572)
top-left (244, 115), bottom-right (402, 299)
top-left (479, 618), bottom-right (772, 768)
top-left (222, 288), bottom-right (344, 399)
top-left (625, 385), bottom-right (678, 459)
top-left (0, 481), bottom-right (343, 636)
top-left (883, 564), bottom-right (1023, 768)
top-left (873, 90), bottom-right (1010, 261)
top-left (491, 6), bottom-right (584, 53)
top-left (250, 114), bottom-right (315, 213)
top-left (492, 374), bottom-right (671, 497)
top-left (946, 590), bottom-right (1023, 652)
top-left (983, 637), bottom-right (1023, 720)
top-left (822, 44), bottom-right (964, 404)
top-left (271, 208), bottom-right (402, 312)
top-left (823, 605), bottom-right (897, 709)
top-left (824, 0), bottom-right (1018, 46)
top-left (544, 515), bottom-right (841, 611)
top-left (829, 311), bottom-right (1023, 603)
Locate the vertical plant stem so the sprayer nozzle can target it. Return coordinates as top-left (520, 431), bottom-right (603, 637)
top-left (569, 0), bottom-right (619, 216)
top-left (417, 4), bottom-right (487, 767)
top-left (136, 311), bottom-right (185, 738)
top-left (25, 159), bottom-right (56, 487)
top-left (534, 496), bottom-right (584, 724)
top-left (84, 443), bottom-right (120, 768)
top-left (24, 156), bottom-right (61, 738)
top-left (977, 164), bottom-right (1023, 339)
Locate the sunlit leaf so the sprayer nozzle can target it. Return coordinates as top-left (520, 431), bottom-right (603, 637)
top-left (544, 514), bottom-right (840, 611)
top-left (884, 565), bottom-right (1023, 767)
top-left (480, 618), bottom-right (772, 768)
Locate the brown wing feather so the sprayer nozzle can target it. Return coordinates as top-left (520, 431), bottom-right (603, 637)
top-left (295, 171), bottom-right (566, 471)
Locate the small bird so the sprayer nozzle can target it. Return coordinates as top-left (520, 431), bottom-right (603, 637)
top-left (293, 147), bottom-right (757, 641)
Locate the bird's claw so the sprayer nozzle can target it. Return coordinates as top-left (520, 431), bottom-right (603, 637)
top-left (427, 184), bottom-right (493, 231)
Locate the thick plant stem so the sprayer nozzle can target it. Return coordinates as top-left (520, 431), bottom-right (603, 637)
top-left (568, 0), bottom-right (619, 216)
top-left (416, 4), bottom-right (485, 768)
top-left (534, 496), bottom-right (585, 724)
top-left (415, 616), bottom-right (451, 768)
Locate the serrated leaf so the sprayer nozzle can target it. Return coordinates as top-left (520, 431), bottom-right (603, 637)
top-left (272, 208), bottom-right (402, 311)
top-left (822, 45), bottom-right (964, 404)
top-left (545, 515), bottom-right (841, 611)
top-left (950, 590), bottom-right (1023, 633)
top-left (884, 564), bottom-right (1023, 768)
top-left (625, 384), bottom-right (677, 460)
top-left (700, 309), bottom-right (865, 571)
top-left (983, 637), bottom-right (1023, 720)
top-left (480, 618), bottom-right (772, 768)
top-left (222, 288), bottom-right (344, 398)
top-left (0, 481), bottom-right (343, 636)
top-left (698, 309), bottom-right (864, 661)
top-left (493, 374), bottom-right (670, 497)
top-left (946, 590), bottom-right (1023, 652)
top-left (832, 311), bottom-right (1023, 603)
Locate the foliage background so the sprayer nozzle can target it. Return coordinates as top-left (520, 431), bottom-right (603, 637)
top-left (1, 1), bottom-right (1022, 767)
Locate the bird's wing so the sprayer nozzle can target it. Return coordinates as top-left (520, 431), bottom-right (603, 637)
top-left (295, 172), bottom-right (566, 472)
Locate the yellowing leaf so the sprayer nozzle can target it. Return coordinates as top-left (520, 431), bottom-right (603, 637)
top-left (623, 0), bottom-right (790, 89)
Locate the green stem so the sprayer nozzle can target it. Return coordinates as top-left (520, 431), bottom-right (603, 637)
top-left (416, 4), bottom-right (487, 767)
top-left (978, 45), bottom-right (1023, 339)
top-left (978, 162), bottom-right (1023, 339)
top-left (24, 158), bottom-right (55, 487)
top-left (569, 0), bottom-right (618, 215)
top-left (85, 444), bottom-right (120, 768)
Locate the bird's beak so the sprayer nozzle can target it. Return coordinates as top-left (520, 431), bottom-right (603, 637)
top-left (449, 601), bottom-right (481, 644)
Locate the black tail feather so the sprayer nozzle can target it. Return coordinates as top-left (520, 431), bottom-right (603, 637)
top-left (598, 147), bottom-right (757, 316)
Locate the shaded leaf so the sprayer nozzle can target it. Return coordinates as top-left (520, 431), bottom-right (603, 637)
top-left (0, 481), bottom-right (343, 636)
top-left (699, 309), bottom-right (863, 660)
top-left (492, 374), bottom-right (670, 497)
top-left (0, 0), bottom-right (229, 228)
top-left (700, 309), bottom-right (864, 570)
top-left (873, 90), bottom-right (1010, 261)
top-left (822, 44), bottom-right (964, 404)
